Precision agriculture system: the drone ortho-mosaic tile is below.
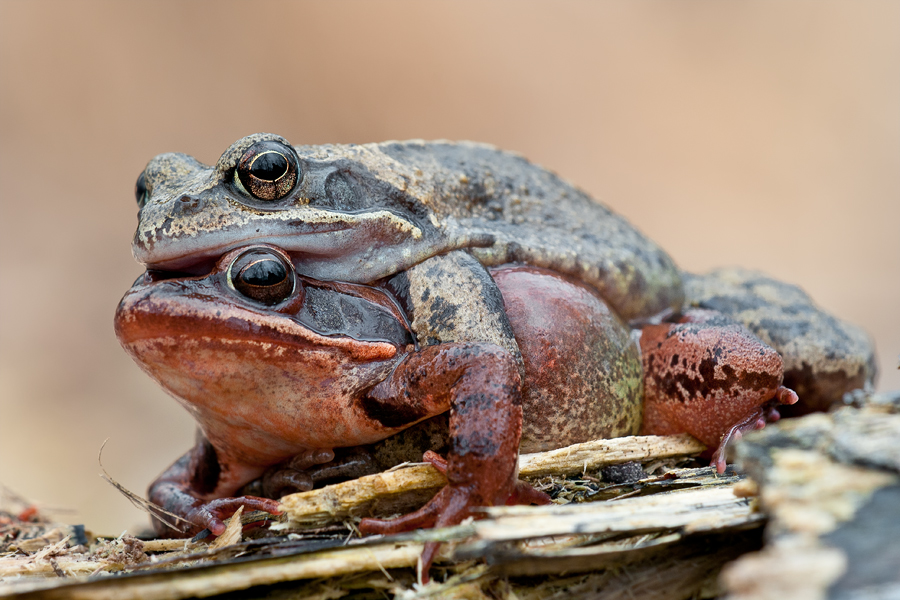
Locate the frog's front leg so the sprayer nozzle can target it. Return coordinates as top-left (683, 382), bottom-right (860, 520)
top-left (358, 342), bottom-right (548, 578)
top-left (148, 433), bottom-right (286, 537)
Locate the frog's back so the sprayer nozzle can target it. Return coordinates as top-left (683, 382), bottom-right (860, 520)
top-left (137, 134), bottom-right (681, 322)
top-left (362, 140), bottom-right (683, 321)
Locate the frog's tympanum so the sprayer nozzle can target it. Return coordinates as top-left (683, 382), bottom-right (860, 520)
top-left (119, 134), bottom-right (875, 577)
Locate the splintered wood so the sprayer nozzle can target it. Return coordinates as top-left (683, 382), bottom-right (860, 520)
top-left (1, 483), bottom-right (756, 600)
top-left (278, 433), bottom-right (706, 528)
top-left (721, 397), bottom-right (900, 600)
top-left (3, 432), bottom-right (751, 600)
top-left (516, 433), bottom-right (705, 477)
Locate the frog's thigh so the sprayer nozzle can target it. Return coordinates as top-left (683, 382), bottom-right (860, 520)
top-left (492, 266), bottom-right (644, 453)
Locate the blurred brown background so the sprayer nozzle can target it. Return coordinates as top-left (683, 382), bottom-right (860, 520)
top-left (1, 1), bottom-right (898, 534)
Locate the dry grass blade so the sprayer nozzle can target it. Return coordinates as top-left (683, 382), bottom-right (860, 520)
top-left (97, 440), bottom-right (190, 534)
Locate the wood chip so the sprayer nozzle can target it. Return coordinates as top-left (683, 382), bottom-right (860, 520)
top-left (461, 484), bottom-right (762, 550)
top-left (208, 506), bottom-right (243, 550)
top-left (279, 463), bottom-right (448, 529)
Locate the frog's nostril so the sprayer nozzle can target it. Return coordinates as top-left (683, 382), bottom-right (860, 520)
top-left (174, 195), bottom-right (204, 215)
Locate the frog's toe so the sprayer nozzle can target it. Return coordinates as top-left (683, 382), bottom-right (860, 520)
top-left (359, 485), bottom-right (475, 583)
top-left (709, 408), bottom-right (770, 474)
top-left (188, 496), bottom-right (283, 536)
top-left (358, 488), bottom-right (446, 536)
top-left (774, 386), bottom-right (799, 406)
top-left (422, 450), bottom-right (449, 473)
top-left (286, 448), bottom-right (335, 471)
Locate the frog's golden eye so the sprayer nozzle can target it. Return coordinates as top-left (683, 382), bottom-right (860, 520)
top-left (235, 141), bottom-right (300, 201)
top-left (135, 172), bottom-right (148, 208)
top-left (227, 248), bottom-right (295, 305)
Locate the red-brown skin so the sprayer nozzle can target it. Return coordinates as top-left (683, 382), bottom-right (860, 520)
top-left (639, 309), bottom-right (798, 471)
top-left (116, 248), bottom-right (795, 579)
top-left (358, 343), bottom-right (529, 573)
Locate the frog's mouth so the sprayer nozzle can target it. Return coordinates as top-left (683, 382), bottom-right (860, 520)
top-left (136, 230), bottom-right (496, 285)
top-left (133, 204), bottom-right (496, 282)
top-left (134, 227), bottom-right (357, 276)
top-left (115, 273), bottom-right (403, 363)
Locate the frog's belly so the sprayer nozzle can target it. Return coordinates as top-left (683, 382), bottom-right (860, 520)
top-left (492, 266), bottom-right (644, 452)
top-left (126, 336), bottom-right (410, 466)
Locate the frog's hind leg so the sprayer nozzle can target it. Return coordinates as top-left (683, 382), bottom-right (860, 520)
top-left (639, 310), bottom-right (799, 472)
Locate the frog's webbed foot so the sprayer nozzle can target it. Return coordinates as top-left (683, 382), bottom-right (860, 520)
top-left (359, 450), bottom-right (549, 582)
top-left (709, 386), bottom-right (799, 473)
top-left (359, 450), bottom-right (548, 534)
top-left (419, 450), bottom-right (550, 507)
top-left (184, 496), bottom-right (283, 537)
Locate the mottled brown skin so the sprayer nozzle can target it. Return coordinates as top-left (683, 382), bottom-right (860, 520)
top-left (133, 134), bottom-right (683, 322)
top-left (639, 309), bottom-right (798, 472)
top-left (492, 266), bottom-right (643, 451)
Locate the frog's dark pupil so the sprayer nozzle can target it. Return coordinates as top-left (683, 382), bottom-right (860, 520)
top-left (250, 152), bottom-right (288, 182)
top-left (241, 259), bottom-right (287, 287)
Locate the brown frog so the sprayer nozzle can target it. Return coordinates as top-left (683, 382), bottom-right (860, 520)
top-left (132, 134), bottom-right (875, 415)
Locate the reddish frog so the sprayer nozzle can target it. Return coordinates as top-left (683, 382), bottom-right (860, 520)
top-left (115, 244), bottom-right (795, 576)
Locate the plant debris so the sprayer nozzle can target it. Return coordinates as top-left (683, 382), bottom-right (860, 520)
top-left (2, 400), bottom-right (896, 599)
